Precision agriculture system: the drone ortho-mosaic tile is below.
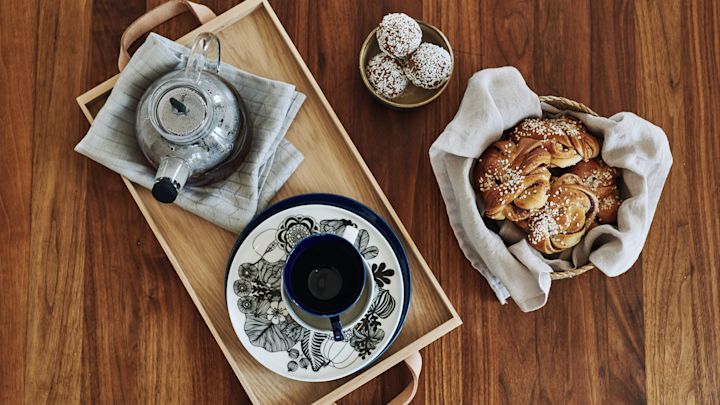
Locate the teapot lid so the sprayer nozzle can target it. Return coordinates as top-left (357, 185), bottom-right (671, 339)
top-left (146, 33), bottom-right (228, 145)
top-left (151, 84), bottom-right (210, 144)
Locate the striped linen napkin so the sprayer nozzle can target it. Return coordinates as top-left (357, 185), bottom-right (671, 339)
top-left (76, 33), bottom-right (305, 233)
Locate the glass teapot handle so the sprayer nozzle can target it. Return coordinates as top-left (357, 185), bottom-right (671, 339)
top-left (184, 32), bottom-right (221, 82)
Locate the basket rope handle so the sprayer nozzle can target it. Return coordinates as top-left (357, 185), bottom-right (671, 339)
top-left (549, 263), bottom-right (595, 280)
top-left (118, 0), bottom-right (216, 71)
top-left (539, 95), bottom-right (599, 117)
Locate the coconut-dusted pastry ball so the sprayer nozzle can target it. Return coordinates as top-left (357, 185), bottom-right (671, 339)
top-left (366, 53), bottom-right (409, 99)
top-left (376, 13), bottom-right (422, 59)
top-left (403, 43), bottom-right (452, 89)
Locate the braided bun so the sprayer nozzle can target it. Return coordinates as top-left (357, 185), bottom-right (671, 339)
top-left (509, 116), bottom-right (600, 168)
top-left (568, 159), bottom-right (621, 224)
top-left (518, 174), bottom-right (599, 254)
top-left (473, 138), bottom-right (552, 221)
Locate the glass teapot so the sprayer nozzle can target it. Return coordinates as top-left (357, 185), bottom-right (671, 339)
top-left (136, 32), bottom-right (250, 203)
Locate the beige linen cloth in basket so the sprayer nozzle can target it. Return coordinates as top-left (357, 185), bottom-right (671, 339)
top-left (76, 33), bottom-right (305, 233)
top-left (430, 67), bottom-right (672, 312)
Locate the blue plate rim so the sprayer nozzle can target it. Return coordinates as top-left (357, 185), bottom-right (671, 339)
top-left (224, 193), bottom-right (412, 369)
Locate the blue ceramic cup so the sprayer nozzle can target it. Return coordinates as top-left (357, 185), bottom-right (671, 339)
top-left (283, 227), bottom-right (366, 341)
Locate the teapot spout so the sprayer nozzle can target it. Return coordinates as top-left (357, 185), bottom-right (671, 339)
top-left (152, 156), bottom-right (191, 203)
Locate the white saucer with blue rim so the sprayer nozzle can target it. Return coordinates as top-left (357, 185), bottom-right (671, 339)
top-left (224, 194), bottom-right (411, 382)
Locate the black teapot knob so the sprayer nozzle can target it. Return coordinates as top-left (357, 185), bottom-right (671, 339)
top-left (152, 178), bottom-right (179, 203)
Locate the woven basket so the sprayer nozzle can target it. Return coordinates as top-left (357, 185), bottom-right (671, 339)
top-left (538, 95), bottom-right (598, 280)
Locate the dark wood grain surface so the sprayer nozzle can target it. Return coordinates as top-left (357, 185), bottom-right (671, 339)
top-left (1, 0), bottom-right (718, 403)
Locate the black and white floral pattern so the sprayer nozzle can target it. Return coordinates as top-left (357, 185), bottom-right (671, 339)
top-left (232, 214), bottom-right (398, 373)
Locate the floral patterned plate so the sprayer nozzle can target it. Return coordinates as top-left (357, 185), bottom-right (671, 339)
top-left (224, 194), bottom-right (411, 382)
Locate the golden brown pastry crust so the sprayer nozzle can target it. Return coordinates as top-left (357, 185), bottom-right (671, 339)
top-left (520, 173), bottom-right (599, 254)
top-left (473, 138), bottom-right (552, 221)
top-left (568, 159), bottom-right (621, 224)
top-left (509, 116), bottom-right (600, 168)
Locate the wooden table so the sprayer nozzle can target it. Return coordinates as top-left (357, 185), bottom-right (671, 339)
top-left (1, 0), bottom-right (717, 403)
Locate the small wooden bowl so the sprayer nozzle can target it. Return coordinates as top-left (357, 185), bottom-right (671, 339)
top-left (359, 20), bottom-right (454, 109)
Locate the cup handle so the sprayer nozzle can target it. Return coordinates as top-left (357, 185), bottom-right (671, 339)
top-left (330, 315), bottom-right (344, 341)
top-left (340, 226), bottom-right (359, 245)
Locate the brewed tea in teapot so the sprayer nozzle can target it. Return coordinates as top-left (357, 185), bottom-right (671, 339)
top-left (136, 32), bottom-right (250, 203)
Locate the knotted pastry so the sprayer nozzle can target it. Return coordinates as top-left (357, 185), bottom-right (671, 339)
top-left (568, 159), bottom-right (621, 224)
top-left (473, 138), bottom-right (552, 221)
top-left (509, 116), bottom-right (600, 168)
top-left (518, 173), bottom-right (599, 254)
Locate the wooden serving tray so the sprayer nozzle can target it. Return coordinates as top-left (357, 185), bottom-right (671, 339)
top-left (76, 0), bottom-right (461, 403)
